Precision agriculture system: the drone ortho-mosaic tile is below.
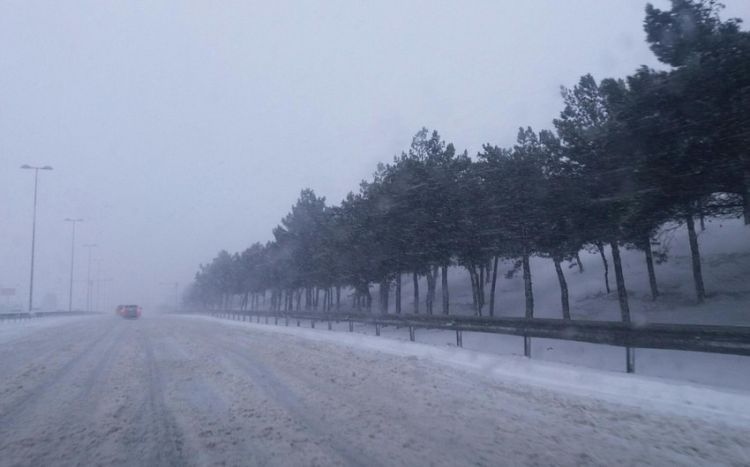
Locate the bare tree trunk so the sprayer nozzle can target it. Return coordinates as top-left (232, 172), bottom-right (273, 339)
top-left (336, 285), bottom-right (341, 312)
top-left (553, 257), bottom-right (570, 320)
top-left (686, 214), bottom-right (706, 303)
top-left (478, 265), bottom-right (485, 315)
top-left (644, 235), bottom-right (659, 301)
top-left (489, 256), bottom-right (499, 317)
top-left (395, 273), bottom-right (402, 314)
top-left (742, 164), bottom-right (750, 225)
top-left (380, 280), bottom-right (389, 314)
top-left (596, 241), bottom-right (611, 294)
top-left (469, 266), bottom-right (478, 314)
top-left (426, 266), bottom-right (437, 315)
top-left (413, 272), bottom-right (419, 314)
top-left (609, 240), bottom-right (631, 323)
top-left (441, 264), bottom-right (449, 315)
top-left (575, 252), bottom-right (584, 273)
top-left (522, 253), bottom-right (534, 318)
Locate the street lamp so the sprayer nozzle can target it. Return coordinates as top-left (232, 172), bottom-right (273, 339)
top-left (83, 244), bottom-right (97, 312)
top-left (64, 218), bottom-right (83, 312)
top-left (20, 164), bottom-right (53, 313)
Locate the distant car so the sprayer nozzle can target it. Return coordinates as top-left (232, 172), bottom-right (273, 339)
top-left (116, 304), bottom-right (142, 319)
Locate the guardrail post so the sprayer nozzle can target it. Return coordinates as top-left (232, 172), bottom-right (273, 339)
top-left (375, 323), bottom-right (381, 336)
top-left (626, 347), bottom-right (635, 373)
top-left (297, 319), bottom-right (301, 327)
top-left (311, 320), bottom-right (315, 329)
top-left (409, 326), bottom-right (415, 342)
top-left (256, 315), bottom-right (260, 324)
top-left (328, 320), bottom-right (332, 331)
top-left (265, 316), bottom-right (268, 325)
top-left (348, 321), bottom-right (354, 332)
top-left (456, 330), bottom-right (463, 347)
top-left (524, 336), bottom-right (531, 358)
top-left (274, 316), bottom-right (278, 325)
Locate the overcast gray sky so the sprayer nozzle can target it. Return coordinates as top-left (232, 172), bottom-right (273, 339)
top-left (1, 1), bottom-right (748, 311)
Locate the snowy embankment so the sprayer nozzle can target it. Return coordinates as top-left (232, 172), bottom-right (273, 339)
top-left (0, 314), bottom-right (95, 344)
top-left (326, 218), bottom-right (749, 390)
top-left (186, 314), bottom-right (750, 428)
top-left (441, 218), bottom-right (750, 325)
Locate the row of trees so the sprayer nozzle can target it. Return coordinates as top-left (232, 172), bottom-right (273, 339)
top-left (186, 0), bottom-right (749, 323)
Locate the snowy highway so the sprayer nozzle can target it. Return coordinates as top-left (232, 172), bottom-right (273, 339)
top-left (0, 314), bottom-right (748, 466)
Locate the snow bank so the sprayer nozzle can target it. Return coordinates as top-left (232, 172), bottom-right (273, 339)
top-left (420, 218), bottom-right (750, 325)
top-left (186, 314), bottom-right (750, 427)
top-left (0, 315), bottom-right (96, 344)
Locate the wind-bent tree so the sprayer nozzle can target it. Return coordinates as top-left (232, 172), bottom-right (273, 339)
top-left (554, 74), bottom-right (635, 322)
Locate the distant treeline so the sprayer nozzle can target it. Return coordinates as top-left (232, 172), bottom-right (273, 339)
top-left (186, 1), bottom-right (750, 322)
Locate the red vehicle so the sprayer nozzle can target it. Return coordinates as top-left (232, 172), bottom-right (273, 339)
top-left (116, 304), bottom-right (142, 319)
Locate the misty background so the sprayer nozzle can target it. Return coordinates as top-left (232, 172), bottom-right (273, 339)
top-left (2, 1), bottom-right (749, 311)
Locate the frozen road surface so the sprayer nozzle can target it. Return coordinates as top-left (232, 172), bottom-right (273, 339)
top-left (0, 314), bottom-right (748, 466)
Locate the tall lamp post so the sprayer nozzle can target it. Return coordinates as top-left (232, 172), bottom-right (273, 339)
top-left (64, 218), bottom-right (83, 312)
top-left (83, 244), bottom-right (97, 312)
top-left (20, 164), bottom-right (53, 313)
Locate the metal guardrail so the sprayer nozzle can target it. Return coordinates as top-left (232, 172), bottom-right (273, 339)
top-left (0, 310), bottom-right (101, 321)
top-left (200, 309), bottom-right (750, 374)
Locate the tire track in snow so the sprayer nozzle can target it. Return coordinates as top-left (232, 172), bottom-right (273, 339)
top-left (130, 326), bottom-right (188, 466)
top-left (0, 323), bottom-right (116, 427)
top-left (207, 332), bottom-right (376, 467)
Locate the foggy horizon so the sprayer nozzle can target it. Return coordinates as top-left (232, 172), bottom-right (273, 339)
top-left (2, 0), bottom-right (748, 311)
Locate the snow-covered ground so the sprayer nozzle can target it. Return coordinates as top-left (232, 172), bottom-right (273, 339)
top-left (2, 313), bottom-right (748, 466)
top-left (397, 218), bottom-right (750, 325)
top-left (243, 219), bottom-right (748, 391)
top-left (0, 314), bottom-right (95, 343)
top-left (193, 314), bottom-right (750, 427)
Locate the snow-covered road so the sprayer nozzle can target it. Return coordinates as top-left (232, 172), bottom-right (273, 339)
top-left (0, 314), bottom-right (748, 466)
